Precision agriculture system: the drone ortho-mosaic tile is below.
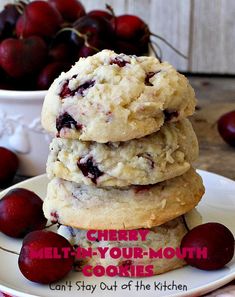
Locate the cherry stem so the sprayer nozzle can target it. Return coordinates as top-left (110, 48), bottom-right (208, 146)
top-left (44, 223), bottom-right (56, 229)
top-left (55, 28), bottom-right (99, 52)
top-left (150, 40), bottom-right (163, 61)
top-left (61, 22), bottom-right (71, 28)
top-left (56, 27), bottom-right (85, 40)
top-left (14, 0), bottom-right (29, 14)
top-left (84, 41), bottom-right (99, 52)
top-left (152, 41), bottom-right (163, 60)
top-left (182, 215), bottom-right (190, 232)
top-left (149, 42), bottom-right (161, 62)
top-left (106, 4), bottom-right (115, 18)
top-left (0, 246), bottom-right (19, 256)
top-left (106, 4), bottom-right (117, 32)
top-left (14, 2), bottom-right (25, 15)
top-left (151, 33), bottom-right (188, 59)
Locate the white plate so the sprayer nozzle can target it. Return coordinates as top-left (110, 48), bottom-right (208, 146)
top-left (0, 170), bottom-right (235, 297)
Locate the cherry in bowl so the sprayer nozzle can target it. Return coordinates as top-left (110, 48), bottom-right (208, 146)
top-left (16, 1), bottom-right (63, 38)
top-left (49, 0), bottom-right (85, 22)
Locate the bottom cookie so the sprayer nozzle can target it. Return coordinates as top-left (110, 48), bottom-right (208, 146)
top-left (58, 212), bottom-right (201, 276)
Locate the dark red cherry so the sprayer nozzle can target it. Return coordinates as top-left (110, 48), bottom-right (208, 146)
top-left (78, 34), bottom-right (113, 58)
top-left (0, 147), bottom-right (18, 187)
top-left (79, 45), bottom-right (97, 58)
top-left (0, 188), bottom-right (47, 238)
top-left (49, 43), bottom-right (75, 62)
top-left (16, 1), bottom-right (63, 38)
top-left (0, 36), bottom-right (47, 78)
top-left (0, 3), bottom-right (21, 40)
top-left (37, 62), bottom-right (71, 90)
top-left (49, 0), bottom-right (85, 22)
top-left (18, 230), bottom-right (74, 284)
top-left (54, 29), bottom-right (85, 50)
top-left (218, 110), bottom-right (235, 147)
top-left (115, 39), bottom-right (143, 55)
top-left (49, 43), bottom-right (70, 62)
top-left (72, 15), bottom-right (115, 48)
top-left (0, 80), bottom-right (16, 90)
top-left (114, 15), bottom-right (150, 42)
top-left (88, 10), bottom-right (113, 21)
top-left (181, 222), bottom-right (234, 270)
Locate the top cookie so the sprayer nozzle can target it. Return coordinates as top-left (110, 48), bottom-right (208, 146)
top-left (41, 50), bottom-right (196, 143)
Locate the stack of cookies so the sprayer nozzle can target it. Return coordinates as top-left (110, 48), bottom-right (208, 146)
top-left (41, 50), bottom-right (205, 275)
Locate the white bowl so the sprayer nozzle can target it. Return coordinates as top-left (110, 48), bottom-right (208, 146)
top-left (0, 89), bottom-right (51, 176)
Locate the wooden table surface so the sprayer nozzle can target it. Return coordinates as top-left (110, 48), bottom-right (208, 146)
top-left (189, 76), bottom-right (235, 181)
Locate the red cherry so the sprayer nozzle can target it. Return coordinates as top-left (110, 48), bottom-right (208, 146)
top-left (72, 15), bottom-right (115, 48)
top-left (49, 43), bottom-right (75, 62)
top-left (181, 222), bottom-right (234, 270)
top-left (0, 68), bottom-right (15, 90)
top-left (49, 0), bottom-right (85, 22)
top-left (18, 230), bottom-right (74, 284)
top-left (115, 40), bottom-right (143, 55)
top-left (10, 75), bottom-right (39, 91)
top-left (114, 15), bottom-right (150, 44)
top-left (89, 34), bottom-right (114, 51)
top-left (218, 111), bottom-right (235, 147)
top-left (0, 36), bottom-right (47, 78)
top-left (79, 45), bottom-right (97, 58)
top-left (88, 10), bottom-right (113, 21)
top-left (0, 188), bottom-right (47, 238)
top-left (0, 81), bottom-right (15, 90)
top-left (16, 1), bottom-right (62, 38)
top-left (0, 64), bottom-right (38, 91)
top-left (0, 147), bottom-right (18, 187)
top-left (0, 3), bottom-right (21, 40)
top-left (37, 62), bottom-right (71, 90)
top-left (78, 33), bottom-right (113, 58)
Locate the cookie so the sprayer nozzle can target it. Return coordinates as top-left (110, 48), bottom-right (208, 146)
top-left (57, 217), bottom-right (188, 276)
top-left (41, 50), bottom-right (196, 143)
top-left (47, 119), bottom-right (198, 187)
top-left (43, 167), bottom-right (205, 230)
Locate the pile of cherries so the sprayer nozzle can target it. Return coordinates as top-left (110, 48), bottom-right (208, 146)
top-left (0, 0), bottom-right (166, 91)
top-left (0, 183), bottom-right (234, 284)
